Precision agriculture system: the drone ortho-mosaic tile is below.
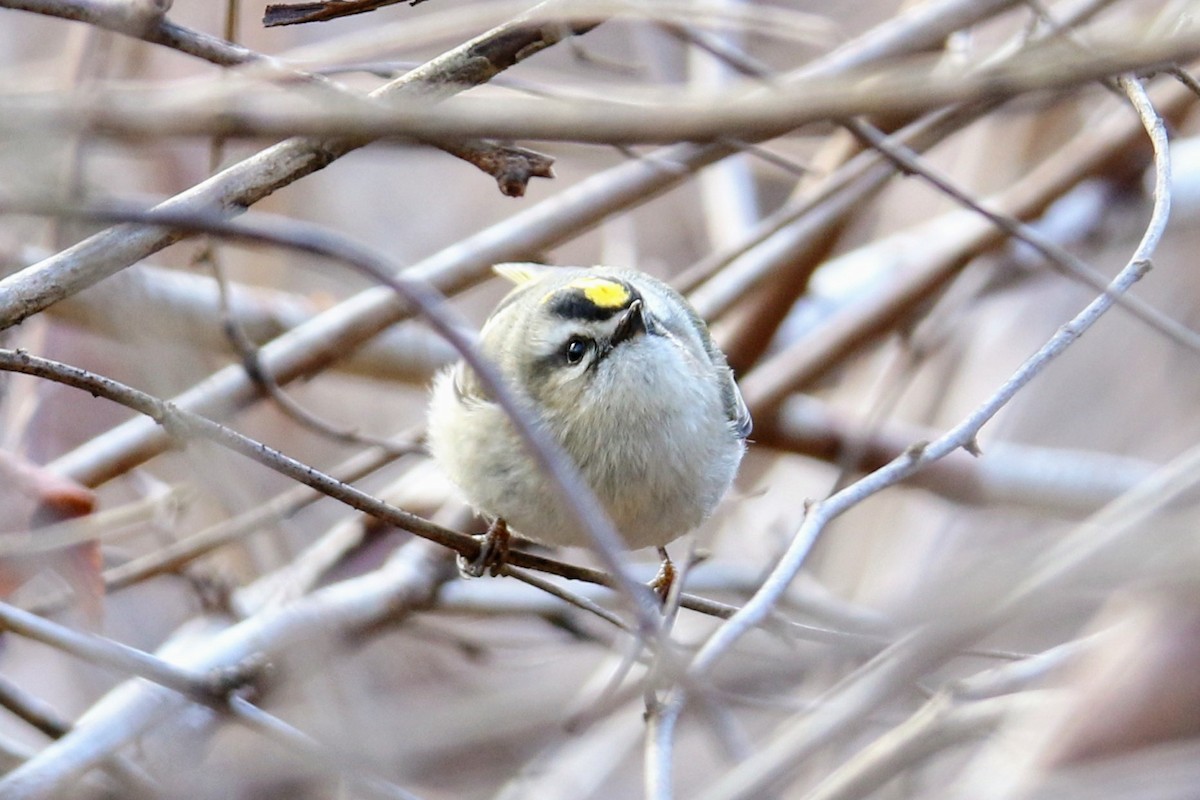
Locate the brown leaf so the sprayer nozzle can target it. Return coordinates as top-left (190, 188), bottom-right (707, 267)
top-left (0, 450), bottom-right (103, 616)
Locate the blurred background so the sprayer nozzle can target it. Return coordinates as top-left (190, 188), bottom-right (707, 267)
top-left (1, 0), bottom-right (1199, 798)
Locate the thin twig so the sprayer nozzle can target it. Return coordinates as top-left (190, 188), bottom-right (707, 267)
top-left (949, 635), bottom-right (1098, 700)
top-left (1, 0), bottom-right (267, 67)
top-left (5, 29), bottom-right (1196, 144)
top-left (20, 255), bottom-right (457, 383)
top-left (24, 441), bottom-right (412, 615)
top-left (0, 539), bottom-right (451, 798)
top-left (28, 0), bottom-right (1022, 496)
top-left (842, 117), bottom-right (1200, 352)
top-left (0, 674), bottom-right (73, 740)
top-left (0, 0), bottom-right (600, 329)
top-left (761, 394), bottom-right (1157, 516)
top-left (1169, 64), bottom-right (1200, 98)
top-left (502, 566), bottom-right (632, 632)
top-left (700, 69), bottom-right (1170, 701)
top-left (263, 0), bottom-right (414, 28)
top-left (225, 696), bottom-right (425, 800)
top-left (800, 692), bottom-right (1039, 800)
top-left (737, 75), bottom-right (1192, 414)
top-left (0, 199), bottom-right (667, 633)
top-left (0, 601), bottom-right (251, 704)
top-left (200, 239), bottom-right (409, 451)
top-left (686, 72), bottom-right (1173, 800)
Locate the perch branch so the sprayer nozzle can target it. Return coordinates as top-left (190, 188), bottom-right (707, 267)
top-left (1, 200), bottom-right (668, 630)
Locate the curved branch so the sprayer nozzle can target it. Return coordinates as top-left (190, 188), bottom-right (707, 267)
top-left (0, 0), bottom-right (594, 329)
top-left (687, 72), bottom-right (1174, 800)
top-left (0, 198), bottom-right (666, 632)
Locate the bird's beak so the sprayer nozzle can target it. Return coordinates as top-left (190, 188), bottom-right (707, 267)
top-left (611, 299), bottom-right (647, 346)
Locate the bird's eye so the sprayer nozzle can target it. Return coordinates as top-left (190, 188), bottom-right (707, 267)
top-left (564, 336), bottom-right (590, 365)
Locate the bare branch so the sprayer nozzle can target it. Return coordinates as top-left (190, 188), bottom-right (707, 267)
top-left (4, 29), bottom-right (1195, 144)
top-left (1, 0), bottom-right (261, 66)
top-left (0, 539), bottom-right (452, 799)
top-left (761, 395), bottom-right (1157, 515)
top-left (32, 0), bottom-right (1027, 494)
top-left (224, 696), bottom-right (426, 800)
top-left (842, 116), bottom-right (1200, 352)
top-left (23, 442), bottom-right (408, 615)
top-left (433, 140), bottom-right (556, 198)
top-left (264, 0), bottom-right (419, 28)
top-left (682, 72), bottom-right (1175, 800)
top-left (802, 693), bottom-right (1040, 800)
top-left (0, 600), bottom-right (246, 703)
top-left (27, 258), bottom-right (457, 383)
top-left (3, 0), bottom-right (1192, 797)
top-left (0, 0), bottom-right (600, 330)
top-left (0, 671), bottom-right (159, 796)
top-left (737, 75), bottom-right (1192, 415)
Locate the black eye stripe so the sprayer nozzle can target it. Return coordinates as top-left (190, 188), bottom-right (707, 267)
top-left (524, 335), bottom-right (594, 386)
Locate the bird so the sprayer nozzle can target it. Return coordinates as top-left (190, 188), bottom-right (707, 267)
top-left (427, 264), bottom-right (751, 588)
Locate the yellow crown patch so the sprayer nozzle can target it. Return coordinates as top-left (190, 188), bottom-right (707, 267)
top-left (566, 278), bottom-right (630, 309)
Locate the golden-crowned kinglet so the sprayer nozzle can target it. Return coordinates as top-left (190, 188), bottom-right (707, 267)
top-left (427, 264), bottom-right (751, 555)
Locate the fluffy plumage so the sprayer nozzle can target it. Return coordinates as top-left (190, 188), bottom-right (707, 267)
top-left (427, 265), bottom-right (750, 550)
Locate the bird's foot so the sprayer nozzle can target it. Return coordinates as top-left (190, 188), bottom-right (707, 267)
top-left (457, 518), bottom-right (511, 578)
top-left (648, 546), bottom-right (676, 605)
